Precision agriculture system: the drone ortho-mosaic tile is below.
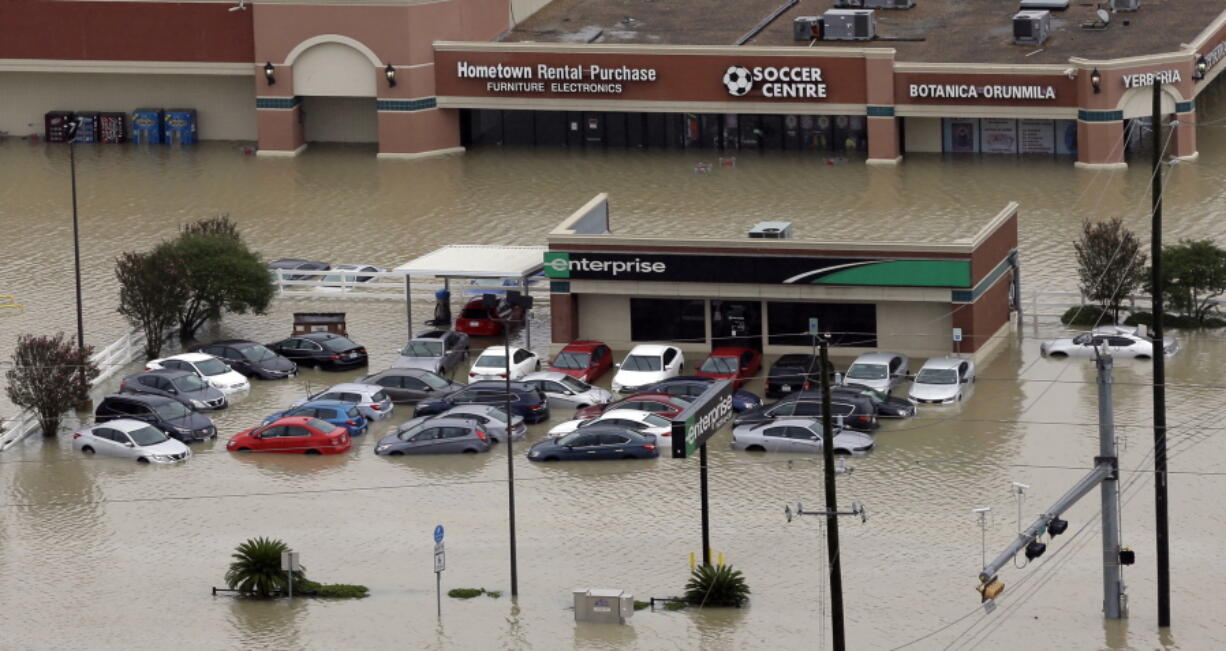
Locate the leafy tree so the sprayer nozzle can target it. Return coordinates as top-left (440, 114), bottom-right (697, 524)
top-left (1073, 218), bottom-right (1147, 324)
top-left (226, 537), bottom-right (305, 598)
top-left (116, 248), bottom-right (189, 359)
top-left (163, 221), bottom-right (273, 341)
top-left (1145, 239), bottom-right (1226, 325)
top-left (683, 563), bottom-right (750, 607)
top-left (5, 333), bottom-right (99, 436)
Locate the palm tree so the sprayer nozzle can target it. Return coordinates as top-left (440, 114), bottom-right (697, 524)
top-left (684, 563), bottom-right (751, 607)
top-left (225, 537), bottom-right (305, 598)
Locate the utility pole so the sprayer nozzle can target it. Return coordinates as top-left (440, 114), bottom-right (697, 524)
top-left (502, 321), bottom-right (519, 598)
top-left (1149, 80), bottom-right (1171, 629)
top-left (1097, 350), bottom-right (1125, 618)
top-left (818, 333), bottom-right (846, 651)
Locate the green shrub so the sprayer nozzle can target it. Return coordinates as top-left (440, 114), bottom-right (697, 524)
top-left (633, 600), bottom-right (650, 611)
top-left (663, 601), bottom-right (687, 611)
top-left (1125, 311), bottom-right (1215, 329)
top-left (299, 580), bottom-right (368, 599)
top-left (225, 537), bottom-right (304, 598)
top-left (448, 588), bottom-right (485, 599)
top-left (1060, 305), bottom-right (1113, 327)
top-left (683, 564), bottom-right (750, 608)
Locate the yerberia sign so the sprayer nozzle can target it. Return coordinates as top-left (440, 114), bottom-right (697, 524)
top-left (671, 381), bottom-right (734, 459)
top-left (456, 61), bottom-right (657, 94)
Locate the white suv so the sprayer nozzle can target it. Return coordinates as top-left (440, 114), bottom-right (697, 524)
top-left (146, 352), bottom-right (250, 395)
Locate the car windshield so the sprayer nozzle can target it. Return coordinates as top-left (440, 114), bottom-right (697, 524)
top-left (240, 345), bottom-right (276, 362)
top-left (916, 368), bottom-right (959, 385)
top-left (347, 407), bottom-right (361, 419)
top-left (1072, 334), bottom-right (1092, 345)
top-left (559, 376), bottom-right (591, 392)
top-left (322, 337), bottom-right (358, 352)
top-left (553, 351), bottom-right (591, 369)
top-left (403, 341), bottom-right (443, 357)
top-left (129, 425), bottom-right (169, 446)
top-left (622, 355), bottom-right (661, 371)
top-left (843, 385), bottom-right (885, 405)
top-left (154, 401), bottom-right (191, 420)
top-left (173, 375), bottom-right (209, 392)
top-left (397, 423), bottom-right (425, 441)
top-left (846, 364), bottom-right (888, 380)
top-left (485, 408), bottom-right (512, 423)
top-left (643, 414), bottom-right (671, 427)
top-left (195, 358), bottom-right (229, 376)
top-left (700, 356), bottom-right (738, 374)
top-left (461, 307), bottom-right (489, 319)
top-left (556, 432), bottom-right (584, 446)
top-left (418, 373), bottom-right (452, 389)
top-left (475, 354), bottom-right (505, 368)
top-left (307, 418), bottom-right (334, 433)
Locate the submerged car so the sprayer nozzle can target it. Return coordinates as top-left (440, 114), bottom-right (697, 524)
top-left (145, 352), bottom-right (250, 394)
top-left (732, 390), bottom-right (878, 432)
top-left (764, 354), bottom-right (821, 399)
top-left (120, 369), bottom-right (226, 411)
top-left (908, 357), bottom-right (976, 405)
top-left (527, 424), bottom-right (658, 462)
top-left (189, 339), bottom-right (297, 380)
top-left (414, 381), bottom-right (550, 424)
top-left (72, 419), bottom-right (192, 463)
top-left (455, 296), bottom-right (522, 336)
top-left (1040, 325), bottom-right (1179, 359)
top-left (548, 340), bottom-right (614, 383)
top-left (267, 258), bottom-right (329, 281)
top-left (640, 376), bottom-right (762, 412)
top-left (95, 393), bottom-right (217, 443)
top-left (267, 332), bottom-right (368, 370)
top-left (374, 417), bottom-right (492, 455)
top-left (317, 263), bottom-right (386, 291)
top-left (227, 416), bottom-right (351, 455)
top-left (834, 384), bottom-right (916, 418)
top-left (359, 368), bottom-right (463, 404)
top-left (546, 408), bottom-right (673, 439)
top-left (573, 393), bottom-right (692, 421)
top-left (840, 352), bottom-right (909, 395)
top-left (730, 419), bottom-right (874, 455)
top-left (695, 347), bottom-right (762, 389)
top-left (291, 383), bottom-right (394, 420)
top-left (395, 404), bottom-right (526, 443)
top-left (263, 400), bottom-right (369, 437)
top-left (468, 345), bottom-right (539, 383)
top-left (393, 330), bottom-right (470, 376)
top-left (520, 371), bottom-right (613, 409)
top-left (611, 344), bottom-right (685, 394)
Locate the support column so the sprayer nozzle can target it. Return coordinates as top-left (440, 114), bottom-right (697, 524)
top-left (863, 49), bottom-right (900, 164)
top-left (377, 62), bottom-right (463, 159)
top-left (254, 64), bottom-right (306, 157)
top-left (550, 292), bottom-right (579, 345)
top-left (1172, 101), bottom-right (1198, 161)
top-left (1075, 111), bottom-right (1125, 168)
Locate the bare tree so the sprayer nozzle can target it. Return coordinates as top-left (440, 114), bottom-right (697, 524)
top-left (115, 248), bottom-right (188, 358)
top-left (1073, 218), bottom-right (1147, 324)
top-left (5, 333), bottom-right (100, 436)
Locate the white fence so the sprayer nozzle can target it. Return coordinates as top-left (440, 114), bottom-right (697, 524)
top-left (1020, 291), bottom-right (1225, 321)
top-left (269, 269), bottom-right (546, 302)
top-left (0, 330), bottom-right (146, 452)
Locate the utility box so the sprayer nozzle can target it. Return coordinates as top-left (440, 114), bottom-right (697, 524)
top-left (164, 109), bottom-right (198, 145)
top-left (292, 312), bottom-right (348, 335)
top-left (793, 16), bottom-right (822, 41)
top-left (131, 108), bottom-right (164, 144)
top-left (822, 9), bottom-right (876, 40)
top-left (573, 588), bottom-right (634, 624)
top-left (1013, 10), bottom-right (1050, 45)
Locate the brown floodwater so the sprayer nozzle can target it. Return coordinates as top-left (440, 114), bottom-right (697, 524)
top-left (3, 86), bottom-right (1226, 649)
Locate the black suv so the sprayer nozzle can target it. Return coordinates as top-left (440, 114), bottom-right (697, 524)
top-left (266, 332), bottom-right (368, 370)
top-left (190, 339), bottom-right (297, 379)
top-left (95, 393), bottom-right (217, 443)
top-left (764, 355), bottom-right (835, 399)
top-left (732, 390), bottom-right (878, 432)
top-left (414, 381), bottom-right (550, 424)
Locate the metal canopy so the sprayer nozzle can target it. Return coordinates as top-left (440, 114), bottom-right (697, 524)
top-left (394, 245), bottom-right (546, 279)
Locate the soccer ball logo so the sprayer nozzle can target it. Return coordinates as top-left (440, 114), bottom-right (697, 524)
top-left (722, 66), bottom-right (753, 96)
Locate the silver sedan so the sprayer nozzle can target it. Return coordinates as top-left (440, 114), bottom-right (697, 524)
top-left (394, 405), bottom-right (527, 443)
top-left (730, 418), bottom-right (874, 455)
top-left (521, 371), bottom-right (613, 409)
top-left (1040, 325), bottom-right (1179, 359)
top-left (72, 418), bottom-right (192, 463)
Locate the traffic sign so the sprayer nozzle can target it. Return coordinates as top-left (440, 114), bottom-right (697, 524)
top-left (434, 542), bottom-right (446, 573)
top-left (952, 328), bottom-right (963, 343)
top-left (434, 524), bottom-right (444, 543)
top-left (809, 317), bottom-right (819, 335)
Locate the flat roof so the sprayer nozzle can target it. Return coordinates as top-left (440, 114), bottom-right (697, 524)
top-left (394, 245), bottom-right (546, 278)
top-left (505, 0), bottom-right (1223, 65)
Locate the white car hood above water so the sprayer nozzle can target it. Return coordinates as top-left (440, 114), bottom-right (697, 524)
top-left (908, 382), bottom-right (959, 402)
top-left (612, 369), bottom-right (667, 390)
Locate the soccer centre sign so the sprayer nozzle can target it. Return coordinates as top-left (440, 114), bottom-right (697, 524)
top-left (671, 381), bottom-right (734, 459)
top-left (722, 65), bottom-right (829, 99)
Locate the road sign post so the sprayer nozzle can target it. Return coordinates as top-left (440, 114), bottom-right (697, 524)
top-left (434, 526), bottom-right (445, 618)
top-left (670, 381), bottom-right (734, 567)
top-left (953, 327), bottom-right (963, 355)
top-left (280, 551), bottom-right (299, 600)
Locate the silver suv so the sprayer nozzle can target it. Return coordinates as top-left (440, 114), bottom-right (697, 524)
top-left (393, 329), bottom-right (470, 377)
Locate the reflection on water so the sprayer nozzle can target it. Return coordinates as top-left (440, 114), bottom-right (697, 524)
top-left (4, 88), bottom-right (1226, 649)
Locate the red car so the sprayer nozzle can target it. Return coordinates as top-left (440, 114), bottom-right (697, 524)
top-left (455, 297), bottom-right (524, 336)
top-left (548, 340), bottom-right (614, 383)
top-left (226, 416), bottom-right (351, 455)
top-left (574, 393), bottom-right (692, 420)
top-left (695, 347), bottom-right (762, 389)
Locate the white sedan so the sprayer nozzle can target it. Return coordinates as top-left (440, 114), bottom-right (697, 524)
top-left (547, 409), bottom-right (674, 440)
top-left (72, 418), bottom-right (192, 463)
top-left (468, 345), bottom-right (540, 383)
top-left (146, 352), bottom-right (250, 394)
top-left (611, 344), bottom-right (685, 394)
top-left (1040, 325), bottom-right (1179, 359)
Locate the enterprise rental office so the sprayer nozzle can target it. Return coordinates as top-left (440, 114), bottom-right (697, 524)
top-left (546, 195), bottom-right (1019, 362)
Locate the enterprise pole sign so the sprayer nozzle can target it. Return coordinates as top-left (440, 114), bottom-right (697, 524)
top-left (671, 380), bottom-right (734, 459)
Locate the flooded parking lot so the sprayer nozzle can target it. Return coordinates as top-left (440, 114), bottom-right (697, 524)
top-left (4, 88), bottom-right (1226, 649)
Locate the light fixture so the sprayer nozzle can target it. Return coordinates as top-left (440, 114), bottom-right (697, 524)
top-left (385, 63), bottom-right (397, 87)
top-left (1024, 540), bottom-right (1048, 561)
top-left (1090, 67), bottom-right (1102, 94)
top-left (263, 62), bottom-right (276, 86)
top-left (1048, 517), bottom-right (1068, 536)
top-left (1194, 55), bottom-right (1208, 81)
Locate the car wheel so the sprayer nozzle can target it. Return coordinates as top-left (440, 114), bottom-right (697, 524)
top-left (745, 445), bottom-right (766, 453)
top-left (534, 360), bottom-right (541, 371)
top-left (1136, 354), bottom-right (1151, 360)
top-left (623, 455), bottom-right (638, 460)
top-left (834, 448), bottom-right (850, 455)
top-left (236, 447), bottom-right (251, 452)
top-left (137, 457), bottom-right (150, 464)
top-left (80, 445), bottom-right (95, 454)
top-left (462, 449), bottom-right (478, 454)
top-left (389, 451), bottom-right (404, 456)
top-left (305, 449), bottom-right (322, 455)
top-left (543, 456), bottom-right (559, 462)
top-left (1049, 351), bottom-right (1068, 358)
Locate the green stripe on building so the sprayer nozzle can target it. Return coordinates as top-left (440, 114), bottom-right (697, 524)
top-left (812, 260), bottom-right (971, 287)
top-left (377, 98), bottom-right (438, 112)
top-left (1078, 109), bottom-right (1123, 122)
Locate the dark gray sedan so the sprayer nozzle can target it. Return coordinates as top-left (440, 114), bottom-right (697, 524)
top-left (527, 424), bottom-right (658, 462)
top-left (119, 369), bottom-right (226, 410)
top-left (359, 368), bottom-right (462, 404)
top-left (374, 417), bottom-right (492, 455)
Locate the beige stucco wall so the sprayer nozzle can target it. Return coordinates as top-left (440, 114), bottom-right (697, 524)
top-left (904, 116), bottom-right (942, 153)
top-left (510, 0), bottom-right (551, 25)
top-left (876, 300), bottom-right (953, 360)
top-left (302, 96), bottom-right (378, 143)
top-left (0, 72), bottom-right (256, 140)
top-left (575, 293), bottom-right (634, 351)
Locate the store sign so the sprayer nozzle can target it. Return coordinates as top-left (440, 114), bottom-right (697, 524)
top-left (1121, 69), bottom-right (1181, 88)
top-left (908, 84), bottom-right (1055, 100)
top-left (722, 65), bottom-right (828, 99)
top-left (671, 381), bottom-right (734, 459)
top-left (1202, 41), bottom-right (1226, 73)
top-left (544, 250), bottom-right (972, 287)
top-left (456, 61), bottom-right (658, 94)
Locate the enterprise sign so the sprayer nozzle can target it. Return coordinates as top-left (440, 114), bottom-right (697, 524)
top-left (456, 61), bottom-right (658, 95)
top-left (671, 381), bottom-right (734, 459)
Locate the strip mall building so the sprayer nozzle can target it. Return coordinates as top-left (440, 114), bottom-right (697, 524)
top-left (2, 0), bottom-right (1224, 166)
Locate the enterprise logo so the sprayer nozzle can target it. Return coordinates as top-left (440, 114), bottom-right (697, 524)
top-left (544, 252), bottom-right (666, 278)
top-left (686, 394), bottom-right (734, 448)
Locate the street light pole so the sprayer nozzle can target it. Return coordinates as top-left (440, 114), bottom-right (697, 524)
top-left (68, 119), bottom-right (85, 352)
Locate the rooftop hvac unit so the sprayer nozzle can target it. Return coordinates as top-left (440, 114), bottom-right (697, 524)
top-left (833, 0), bottom-right (865, 7)
top-left (1110, 0), bottom-right (1139, 11)
top-left (748, 221), bottom-right (794, 239)
top-left (1012, 10), bottom-right (1050, 45)
top-left (823, 9), bottom-right (876, 40)
top-left (1018, 0), bottom-right (1067, 9)
top-left (793, 16), bottom-right (823, 41)
top-left (865, 0), bottom-right (914, 9)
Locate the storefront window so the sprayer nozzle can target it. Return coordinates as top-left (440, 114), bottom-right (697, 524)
top-left (630, 298), bottom-right (706, 343)
top-left (766, 302), bottom-right (876, 347)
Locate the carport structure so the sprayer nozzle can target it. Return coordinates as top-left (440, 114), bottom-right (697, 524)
top-left (393, 245), bottom-right (546, 346)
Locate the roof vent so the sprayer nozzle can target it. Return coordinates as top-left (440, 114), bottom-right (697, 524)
top-left (793, 16), bottom-right (823, 41)
top-left (864, 0), bottom-right (915, 9)
top-left (1111, 0), bottom-right (1139, 11)
top-left (748, 221), bottom-right (794, 239)
top-left (822, 9), bottom-right (876, 40)
top-left (1013, 10), bottom-right (1051, 45)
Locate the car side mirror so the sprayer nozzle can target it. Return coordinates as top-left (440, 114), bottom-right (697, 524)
top-left (125, 442), bottom-right (135, 447)
top-left (168, 388), bottom-right (178, 394)
top-left (614, 363), bottom-right (621, 368)
top-left (961, 377), bottom-right (969, 384)
top-left (252, 433), bottom-right (262, 440)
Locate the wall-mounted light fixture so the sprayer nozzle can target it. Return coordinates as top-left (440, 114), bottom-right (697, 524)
top-left (1194, 55), bottom-right (1208, 81)
top-left (263, 62), bottom-right (276, 86)
top-left (1090, 67), bottom-right (1102, 94)
top-left (385, 63), bottom-right (397, 87)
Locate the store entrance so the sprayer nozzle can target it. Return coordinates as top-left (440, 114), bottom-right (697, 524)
top-left (710, 300), bottom-right (762, 351)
